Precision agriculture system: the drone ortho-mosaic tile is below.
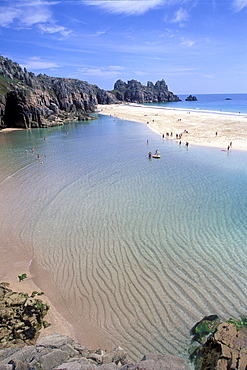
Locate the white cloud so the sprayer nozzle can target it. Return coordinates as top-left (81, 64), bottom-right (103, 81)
top-left (0, 7), bottom-right (21, 27)
top-left (0, 1), bottom-right (71, 37)
top-left (38, 23), bottom-right (72, 37)
top-left (0, 1), bottom-right (52, 27)
top-left (78, 65), bottom-right (125, 78)
top-left (180, 38), bottom-right (195, 47)
top-left (232, 0), bottom-right (247, 11)
top-left (84, 0), bottom-right (164, 15)
top-left (21, 57), bottom-right (60, 70)
top-left (172, 7), bottom-right (188, 25)
top-left (88, 30), bottom-right (107, 37)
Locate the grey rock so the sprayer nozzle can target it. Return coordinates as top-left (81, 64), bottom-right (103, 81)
top-left (102, 347), bottom-right (127, 365)
top-left (0, 333), bottom-right (189, 370)
top-left (8, 359), bottom-right (32, 370)
top-left (112, 79), bottom-right (180, 103)
top-left (54, 358), bottom-right (95, 369)
top-left (97, 364), bottom-right (117, 370)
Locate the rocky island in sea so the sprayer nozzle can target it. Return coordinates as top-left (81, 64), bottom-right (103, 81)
top-left (185, 95), bottom-right (198, 101)
top-left (0, 55), bottom-right (180, 130)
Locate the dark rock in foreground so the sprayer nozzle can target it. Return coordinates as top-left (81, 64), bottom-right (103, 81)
top-left (0, 334), bottom-right (188, 369)
top-left (0, 283), bottom-right (50, 348)
top-left (189, 315), bottom-right (247, 369)
top-left (185, 95), bottom-right (198, 101)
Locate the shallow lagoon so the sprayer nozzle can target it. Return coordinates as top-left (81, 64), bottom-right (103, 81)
top-left (0, 114), bottom-right (247, 361)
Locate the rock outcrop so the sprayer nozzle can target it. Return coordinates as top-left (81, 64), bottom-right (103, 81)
top-left (0, 56), bottom-right (117, 129)
top-left (185, 95), bottom-right (197, 101)
top-left (0, 283), bottom-right (50, 348)
top-left (112, 79), bottom-right (180, 103)
top-left (0, 334), bottom-right (188, 370)
top-left (189, 315), bottom-right (247, 369)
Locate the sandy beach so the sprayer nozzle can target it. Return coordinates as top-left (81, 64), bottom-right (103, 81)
top-left (98, 104), bottom-right (247, 152)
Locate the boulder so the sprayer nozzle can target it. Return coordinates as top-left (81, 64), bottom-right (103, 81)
top-left (189, 316), bottom-right (247, 369)
top-left (0, 283), bottom-right (50, 348)
top-left (185, 95), bottom-right (197, 101)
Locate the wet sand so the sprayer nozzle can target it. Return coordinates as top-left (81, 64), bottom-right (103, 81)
top-left (98, 104), bottom-right (247, 151)
top-left (0, 240), bottom-right (77, 342)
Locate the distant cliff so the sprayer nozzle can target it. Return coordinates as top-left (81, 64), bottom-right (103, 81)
top-left (112, 79), bottom-right (180, 103)
top-left (0, 56), bottom-right (180, 129)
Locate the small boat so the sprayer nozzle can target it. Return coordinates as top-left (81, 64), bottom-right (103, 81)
top-left (152, 154), bottom-right (160, 158)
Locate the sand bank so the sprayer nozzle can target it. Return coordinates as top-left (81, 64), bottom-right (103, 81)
top-left (98, 104), bottom-right (247, 152)
top-left (0, 127), bottom-right (24, 133)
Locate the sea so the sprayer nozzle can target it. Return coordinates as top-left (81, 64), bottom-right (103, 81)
top-left (146, 93), bottom-right (247, 114)
top-left (0, 93), bottom-right (247, 365)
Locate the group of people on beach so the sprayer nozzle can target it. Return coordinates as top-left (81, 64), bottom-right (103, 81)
top-left (160, 129), bottom-right (189, 149)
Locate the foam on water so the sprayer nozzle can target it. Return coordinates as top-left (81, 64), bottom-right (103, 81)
top-left (0, 116), bottom-right (247, 362)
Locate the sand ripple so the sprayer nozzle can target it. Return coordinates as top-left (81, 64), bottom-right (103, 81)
top-left (0, 119), bottom-right (247, 361)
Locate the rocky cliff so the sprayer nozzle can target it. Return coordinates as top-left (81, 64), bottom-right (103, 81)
top-left (0, 56), bottom-right (117, 129)
top-left (112, 79), bottom-right (180, 103)
top-left (0, 56), bottom-right (180, 129)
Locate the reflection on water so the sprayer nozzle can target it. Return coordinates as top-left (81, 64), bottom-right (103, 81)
top-left (0, 115), bottom-right (247, 361)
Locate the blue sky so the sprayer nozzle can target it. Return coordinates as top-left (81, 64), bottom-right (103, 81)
top-left (0, 0), bottom-right (246, 94)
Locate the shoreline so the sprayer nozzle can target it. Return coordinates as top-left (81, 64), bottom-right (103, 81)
top-left (97, 103), bottom-right (247, 152)
top-left (0, 127), bottom-right (24, 133)
top-left (0, 241), bottom-right (78, 344)
top-left (0, 240), bottom-right (114, 352)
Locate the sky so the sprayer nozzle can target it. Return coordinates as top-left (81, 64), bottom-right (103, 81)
top-left (0, 0), bottom-right (247, 94)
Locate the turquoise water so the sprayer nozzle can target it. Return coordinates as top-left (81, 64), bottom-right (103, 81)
top-left (0, 115), bottom-right (247, 363)
top-left (146, 93), bottom-right (247, 114)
